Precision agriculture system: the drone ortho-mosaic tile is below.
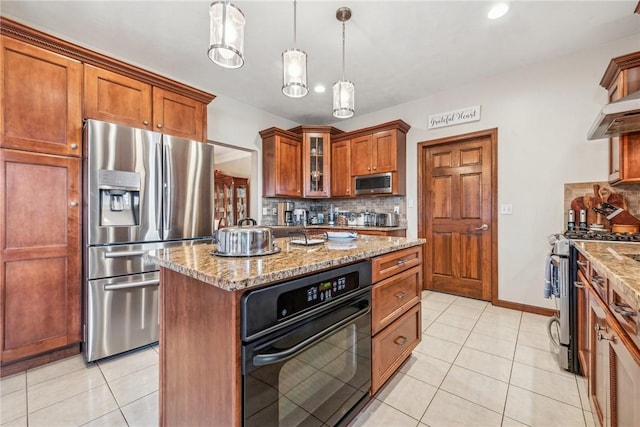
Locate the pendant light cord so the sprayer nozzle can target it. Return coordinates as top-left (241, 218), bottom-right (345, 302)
top-left (341, 21), bottom-right (346, 81)
top-left (293, 0), bottom-right (297, 48)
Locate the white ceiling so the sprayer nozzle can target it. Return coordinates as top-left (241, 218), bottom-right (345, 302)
top-left (3, 1), bottom-right (639, 125)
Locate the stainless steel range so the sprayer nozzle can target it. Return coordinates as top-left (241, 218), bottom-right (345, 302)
top-left (83, 120), bottom-right (214, 362)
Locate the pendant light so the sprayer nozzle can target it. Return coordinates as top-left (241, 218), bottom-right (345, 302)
top-left (208, 0), bottom-right (245, 69)
top-left (332, 7), bottom-right (354, 119)
top-left (282, 1), bottom-right (308, 98)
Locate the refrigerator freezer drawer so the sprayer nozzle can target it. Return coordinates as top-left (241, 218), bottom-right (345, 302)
top-left (86, 239), bottom-right (211, 279)
top-left (87, 242), bottom-right (162, 280)
top-left (85, 271), bottom-right (159, 362)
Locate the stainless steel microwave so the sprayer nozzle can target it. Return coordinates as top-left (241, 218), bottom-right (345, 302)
top-left (354, 172), bottom-right (393, 195)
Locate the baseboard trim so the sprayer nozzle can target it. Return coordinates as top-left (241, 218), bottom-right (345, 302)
top-left (493, 298), bottom-right (556, 317)
top-left (1, 344), bottom-right (81, 377)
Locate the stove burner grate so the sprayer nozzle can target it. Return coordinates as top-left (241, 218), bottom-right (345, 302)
top-left (564, 229), bottom-right (640, 242)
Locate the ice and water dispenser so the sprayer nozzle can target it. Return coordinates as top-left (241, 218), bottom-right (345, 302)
top-left (98, 169), bottom-right (141, 226)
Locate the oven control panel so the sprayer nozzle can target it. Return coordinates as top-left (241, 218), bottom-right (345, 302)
top-left (277, 271), bottom-right (359, 319)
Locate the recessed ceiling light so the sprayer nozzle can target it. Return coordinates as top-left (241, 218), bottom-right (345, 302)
top-left (488, 3), bottom-right (510, 20)
top-left (314, 84), bottom-right (326, 93)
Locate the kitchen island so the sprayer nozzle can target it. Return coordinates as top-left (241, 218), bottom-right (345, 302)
top-left (148, 235), bottom-right (425, 427)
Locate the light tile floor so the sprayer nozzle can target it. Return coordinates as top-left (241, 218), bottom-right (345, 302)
top-left (0, 291), bottom-right (596, 427)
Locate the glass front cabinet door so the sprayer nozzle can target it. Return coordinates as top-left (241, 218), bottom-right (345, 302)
top-left (214, 171), bottom-right (249, 225)
top-left (304, 132), bottom-right (330, 197)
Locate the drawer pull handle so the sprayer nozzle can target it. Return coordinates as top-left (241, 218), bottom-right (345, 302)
top-left (396, 291), bottom-right (408, 299)
top-left (610, 303), bottom-right (636, 317)
top-left (591, 276), bottom-right (605, 285)
top-left (394, 336), bottom-right (407, 346)
top-left (574, 281), bottom-right (585, 289)
top-left (577, 260), bottom-right (588, 267)
top-left (396, 258), bottom-right (406, 265)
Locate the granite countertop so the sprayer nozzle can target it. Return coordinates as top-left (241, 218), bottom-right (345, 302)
top-left (147, 235), bottom-right (425, 292)
top-left (573, 241), bottom-right (640, 310)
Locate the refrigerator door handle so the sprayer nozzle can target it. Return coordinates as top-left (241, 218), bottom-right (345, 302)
top-left (163, 143), bottom-right (171, 233)
top-left (156, 139), bottom-right (163, 233)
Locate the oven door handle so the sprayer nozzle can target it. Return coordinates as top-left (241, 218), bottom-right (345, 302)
top-left (252, 305), bottom-right (371, 367)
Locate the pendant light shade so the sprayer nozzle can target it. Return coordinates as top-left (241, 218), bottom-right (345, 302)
top-left (208, 1), bottom-right (245, 69)
top-left (282, 1), bottom-right (308, 98)
top-left (332, 80), bottom-right (355, 118)
top-left (333, 7), bottom-right (354, 119)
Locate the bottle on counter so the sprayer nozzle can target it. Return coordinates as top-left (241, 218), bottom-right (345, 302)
top-left (579, 209), bottom-right (587, 229)
top-left (567, 209), bottom-right (575, 231)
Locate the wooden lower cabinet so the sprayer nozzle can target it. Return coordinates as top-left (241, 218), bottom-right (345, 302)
top-left (372, 304), bottom-right (421, 393)
top-left (0, 149), bottom-right (81, 369)
top-left (370, 246), bottom-right (423, 394)
top-left (587, 285), bottom-right (640, 427)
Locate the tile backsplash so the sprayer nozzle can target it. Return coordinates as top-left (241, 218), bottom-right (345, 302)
top-left (261, 196), bottom-right (406, 226)
top-left (564, 181), bottom-right (640, 219)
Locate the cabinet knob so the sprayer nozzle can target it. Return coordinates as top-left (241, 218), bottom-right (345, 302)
top-left (70, 201), bottom-right (79, 207)
top-left (367, 167), bottom-right (371, 171)
top-left (143, 120), bottom-right (150, 126)
top-left (373, 166), bottom-right (377, 170)
top-left (157, 123), bottom-right (163, 129)
top-left (69, 143), bottom-right (78, 149)
top-left (393, 336), bottom-right (408, 346)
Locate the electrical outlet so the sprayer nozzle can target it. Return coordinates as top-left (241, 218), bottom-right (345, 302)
top-left (262, 207), bottom-right (268, 215)
top-left (500, 204), bottom-right (513, 215)
top-left (272, 208), bottom-right (278, 215)
top-left (393, 206), bottom-right (400, 214)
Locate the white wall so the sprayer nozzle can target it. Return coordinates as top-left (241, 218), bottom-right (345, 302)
top-left (205, 35), bottom-right (637, 309)
top-left (206, 96), bottom-right (298, 223)
top-left (324, 35), bottom-right (639, 308)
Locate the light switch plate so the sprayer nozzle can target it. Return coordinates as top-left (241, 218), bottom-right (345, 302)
top-left (262, 207), bottom-right (268, 215)
top-left (500, 204), bottom-right (513, 215)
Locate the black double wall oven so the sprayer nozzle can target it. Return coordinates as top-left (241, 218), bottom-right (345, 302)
top-left (241, 261), bottom-right (372, 427)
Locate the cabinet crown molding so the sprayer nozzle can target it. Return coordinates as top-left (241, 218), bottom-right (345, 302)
top-left (332, 119), bottom-right (411, 142)
top-left (1, 17), bottom-right (215, 105)
top-left (599, 51), bottom-right (640, 89)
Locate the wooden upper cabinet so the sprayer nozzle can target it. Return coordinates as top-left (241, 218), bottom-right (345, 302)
top-left (0, 149), bottom-right (82, 363)
top-left (1, 36), bottom-right (82, 157)
top-left (348, 121), bottom-right (409, 177)
top-left (260, 128), bottom-right (302, 198)
top-left (350, 134), bottom-right (373, 176)
top-left (85, 65), bottom-right (207, 142)
top-left (372, 130), bottom-right (398, 173)
top-left (153, 87), bottom-right (206, 142)
top-left (601, 51), bottom-right (640, 185)
top-left (331, 139), bottom-right (352, 197)
top-left (84, 64), bottom-right (153, 130)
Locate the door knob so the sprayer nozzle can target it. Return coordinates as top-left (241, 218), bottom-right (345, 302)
top-left (475, 224), bottom-right (489, 231)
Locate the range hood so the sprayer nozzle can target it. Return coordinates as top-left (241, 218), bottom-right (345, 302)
top-left (587, 91), bottom-right (640, 140)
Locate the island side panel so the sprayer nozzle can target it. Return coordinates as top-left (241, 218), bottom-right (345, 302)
top-left (160, 267), bottom-right (242, 427)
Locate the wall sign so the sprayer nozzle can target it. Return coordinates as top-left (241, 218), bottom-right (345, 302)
top-left (428, 105), bottom-right (481, 129)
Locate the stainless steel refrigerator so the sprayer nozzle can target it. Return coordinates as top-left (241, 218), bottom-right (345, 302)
top-left (83, 120), bottom-right (213, 362)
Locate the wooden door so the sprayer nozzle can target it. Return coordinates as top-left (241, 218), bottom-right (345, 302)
top-left (418, 129), bottom-right (496, 300)
top-left (350, 134), bottom-right (372, 175)
top-left (588, 291), bottom-right (609, 427)
top-left (372, 130), bottom-right (397, 173)
top-left (153, 87), bottom-right (206, 142)
top-left (331, 139), bottom-right (352, 197)
top-left (276, 136), bottom-right (302, 197)
top-left (0, 149), bottom-right (81, 363)
top-left (1, 36), bottom-right (82, 157)
top-left (609, 326), bottom-right (640, 427)
top-left (84, 64), bottom-right (153, 130)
